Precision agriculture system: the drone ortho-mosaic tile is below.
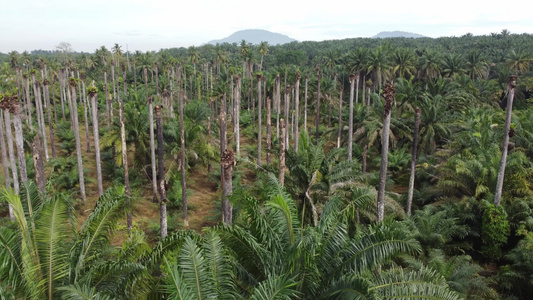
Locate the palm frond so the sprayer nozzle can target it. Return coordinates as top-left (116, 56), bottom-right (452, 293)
top-left (58, 283), bottom-right (112, 300)
top-left (250, 274), bottom-right (299, 300)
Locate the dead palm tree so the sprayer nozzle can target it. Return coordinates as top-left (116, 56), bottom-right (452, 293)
top-left (155, 105), bottom-right (167, 238)
top-left (377, 83), bottom-right (394, 222)
top-left (69, 77), bottom-right (86, 202)
top-left (88, 86), bottom-right (103, 197)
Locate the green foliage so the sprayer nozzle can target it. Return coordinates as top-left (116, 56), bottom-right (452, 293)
top-left (481, 202), bottom-right (511, 260)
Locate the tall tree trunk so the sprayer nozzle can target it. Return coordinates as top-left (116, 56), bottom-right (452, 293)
top-left (104, 68), bottom-right (110, 129)
top-left (220, 94), bottom-right (232, 224)
top-left (295, 74), bottom-right (301, 152)
top-left (494, 75), bottom-right (517, 207)
top-left (3, 110), bottom-right (19, 195)
top-left (43, 80), bottom-right (56, 158)
top-left (362, 144), bottom-right (368, 173)
top-left (133, 62), bottom-right (137, 92)
top-left (155, 63), bottom-right (160, 95)
top-left (377, 83), bottom-right (394, 222)
top-left (32, 134), bottom-right (46, 192)
top-left (257, 75), bottom-right (262, 166)
top-left (337, 89), bottom-right (343, 148)
top-left (0, 111), bottom-right (14, 220)
top-left (23, 74), bottom-right (34, 131)
top-left (89, 89), bottom-right (103, 197)
top-left (81, 74), bottom-right (90, 153)
top-left (266, 96), bottom-right (272, 164)
top-left (155, 105), bottom-right (167, 238)
top-left (34, 81), bottom-right (49, 161)
top-left (51, 75), bottom-right (58, 125)
top-left (284, 86), bottom-right (290, 150)
top-left (69, 79), bottom-right (86, 201)
top-left (149, 95), bottom-right (158, 203)
top-left (119, 95), bottom-right (132, 232)
top-left (304, 76), bottom-right (308, 132)
top-left (406, 107), bottom-right (421, 216)
top-left (111, 60), bottom-right (117, 103)
top-left (279, 118), bottom-right (286, 187)
top-left (234, 76), bottom-right (241, 155)
top-left (315, 70), bottom-right (321, 143)
top-left (275, 74), bottom-right (281, 140)
top-left (179, 90), bottom-right (188, 227)
top-left (348, 74), bottom-right (355, 160)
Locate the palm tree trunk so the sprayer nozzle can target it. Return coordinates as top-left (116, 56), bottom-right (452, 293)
top-left (155, 63), bottom-right (160, 96)
top-left (275, 74), bottom-right (281, 140)
top-left (295, 74), bottom-right (301, 152)
top-left (43, 80), bottom-right (56, 158)
top-left (32, 134), bottom-right (46, 192)
top-left (337, 89), bottom-right (344, 148)
top-left (155, 105), bottom-right (167, 238)
top-left (3, 111), bottom-right (19, 195)
top-left (257, 75), bottom-right (262, 166)
top-left (35, 81), bottom-right (49, 161)
top-left (111, 61), bottom-right (117, 103)
top-left (220, 94), bottom-right (232, 224)
top-left (234, 76), bottom-right (241, 155)
top-left (24, 75), bottom-right (34, 131)
top-left (0, 111), bottom-right (14, 220)
top-left (266, 96), bottom-right (272, 164)
top-left (149, 95), bottom-right (158, 203)
top-left (179, 90), bottom-right (188, 227)
top-left (119, 95), bottom-right (132, 232)
top-left (304, 76), bottom-right (308, 132)
top-left (104, 68), bottom-right (110, 129)
top-left (362, 144), bottom-right (368, 173)
top-left (279, 118), bottom-right (286, 187)
top-left (90, 90), bottom-right (104, 197)
top-left (81, 75), bottom-right (90, 153)
top-left (69, 80), bottom-right (86, 202)
top-left (51, 76), bottom-right (58, 125)
top-left (348, 74), bottom-right (355, 160)
top-left (407, 107), bottom-right (421, 216)
top-left (12, 102), bottom-right (27, 183)
top-left (284, 86), bottom-right (290, 150)
top-left (133, 62), bottom-right (137, 92)
top-left (494, 75), bottom-right (517, 207)
top-left (315, 71), bottom-right (321, 143)
top-left (377, 83), bottom-right (394, 222)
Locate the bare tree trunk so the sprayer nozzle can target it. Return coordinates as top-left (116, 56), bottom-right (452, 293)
top-left (179, 90), bottom-right (188, 227)
top-left (155, 105), bottom-right (167, 238)
top-left (377, 83), bottom-right (394, 222)
top-left (407, 107), bottom-right (421, 216)
top-left (35, 81), bottom-right (49, 161)
top-left (304, 76), bottom-right (309, 133)
top-left (494, 75), bottom-right (517, 207)
top-left (315, 70), bottom-right (321, 143)
top-left (80, 74), bottom-right (90, 153)
top-left (257, 75), bottom-right (262, 166)
top-left (10, 102), bottom-right (27, 184)
top-left (155, 63), bottom-right (160, 96)
top-left (133, 62), bottom-right (137, 92)
top-left (285, 86), bottom-right (290, 150)
top-left (104, 68), bottom-right (110, 129)
top-left (337, 89), bottom-right (343, 148)
top-left (295, 74), bottom-right (301, 152)
top-left (149, 95), bottom-right (158, 203)
top-left (111, 60), bottom-right (117, 103)
top-left (3, 111), bottom-right (19, 195)
top-left (51, 75), bottom-right (58, 125)
top-left (69, 80), bottom-right (86, 201)
top-left (220, 94), bottom-right (232, 224)
top-left (32, 135), bottom-right (46, 192)
top-left (119, 95), bottom-right (132, 232)
top-left (0, 111), bottom-right (14, 220)
top-left (266, 96), bottom-right (272, 163)
top-left (43, 80), bottom-right (56, 158)
top-left (275, 74), bottom-right (281, 140)
top-left (23, 74), bottom-right (34, 131)
top-left (348, 74), bottom-right (355, 160)
top-left (89, 90), bottom-right (104, 197)
top-left (234, 76), bottom-right (241, 155)
top-left (279, 118), bottom-right (286, 187)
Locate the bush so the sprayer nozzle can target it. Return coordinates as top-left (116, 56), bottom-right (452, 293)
top-left (481, 201), bottom-right (511, 260)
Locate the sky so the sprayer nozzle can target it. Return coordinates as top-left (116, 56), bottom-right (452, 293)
top-left (1, 0), bottom-right (532, 53)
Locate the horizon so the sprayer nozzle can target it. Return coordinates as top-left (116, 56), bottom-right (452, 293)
top-left (2, 0), bottom-right (532, 53)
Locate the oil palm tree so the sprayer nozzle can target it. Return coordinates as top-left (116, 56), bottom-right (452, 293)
top-left (392, 47), bottom-right (417, 79)
top-left (442, 53), bottom-right (466, 78)
top-left (465, 50), bottom-right (489, 80)
top-left (367, 46), bottom-right (391, 92)
top-left (505, 49), bottom-right (532, 74)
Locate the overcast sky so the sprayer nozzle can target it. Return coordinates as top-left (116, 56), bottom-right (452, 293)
top-left (1, 0), bottom-right (531, 53)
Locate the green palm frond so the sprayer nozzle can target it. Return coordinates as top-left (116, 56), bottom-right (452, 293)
top-left (58, 283), bottom-right (112, 300)
top-left (0, 226), bottom-right (23, 295)
top-left (163, 256), bottom-right (195, 300)
top-left (317, 275), bottom-right (376, 300)
top-left (371, 267), bottom-right (461, 300)
top-left (177, 236), bottom-right (217, 299)
top-left (202, 230), bottom-right (236, 298)
top-left (250, 274), bottom-right (299, 300)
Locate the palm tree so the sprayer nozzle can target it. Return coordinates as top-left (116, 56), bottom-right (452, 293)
top-left (442, 53), bottom-right (466, 78)
top-left (258, 41), bottom-right (269, 70)
top-left (178, 90), bottom-right (188, 227)
top-left (505, 49), bottom-right (532, 74)
top-left (69, 77), bottom-right (86, 201)
top-left (155, 105), bottom-right (168, 238)
top-left (148, 95), bottom-right (158, 203)
top-left (418, 49), bottom-right (442, 81)
top-left (465, 50), bottom-right (489, 80)
top-left (392, 47), bottom-right (417, 79)
top-left (367, 46), bottom-right (391, 92)
top-left (348, 74), bottom-right (356, 160)
top-left (407, 107), bottom-right (421, 216)
top-left (88, 86), bottom-right (103, 197)
top-left (257, 74), bottom-right (262, 166)
top-left (377, 83), bottom-right (394, 222)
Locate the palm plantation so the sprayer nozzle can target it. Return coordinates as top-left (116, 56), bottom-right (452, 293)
top-left (0, 32), bottom-right (533, 299)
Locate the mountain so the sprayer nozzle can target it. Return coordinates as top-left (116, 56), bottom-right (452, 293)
top-left (207, 29), bottom-right (296, 45)
top-left (373, 31), bottom-right (427, 38)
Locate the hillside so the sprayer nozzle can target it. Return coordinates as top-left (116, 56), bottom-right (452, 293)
top-left (373, 31), bottom-right (427, 38)
top-left (206, 29), bottom-right (296, 45)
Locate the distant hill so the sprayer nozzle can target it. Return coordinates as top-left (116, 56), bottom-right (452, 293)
top-left (207, 29), bottom-right (296, 45)
top-left (373, 31), bottom-right (427, 38)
